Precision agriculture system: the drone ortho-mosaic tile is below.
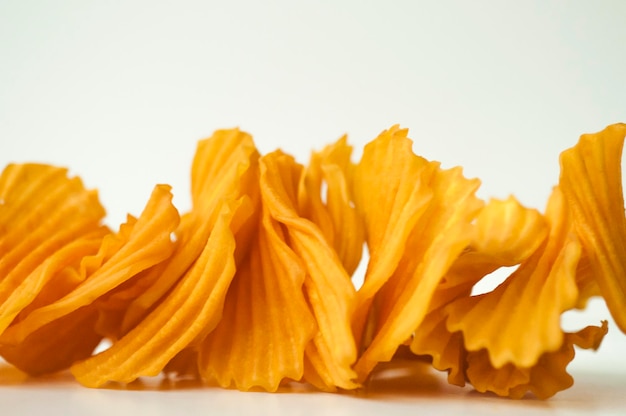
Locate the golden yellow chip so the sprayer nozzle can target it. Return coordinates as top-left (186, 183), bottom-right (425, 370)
top-left (559, 123), bottom-right (626, 333)
top-left (71, 199), bottom-right (242, 387)
top-left (409, 196), bottom-right (548, 386)
top-left (298, 136), bottom-right (363, 275)
top-left (0, 306), bottom-right (102, 376)
top-left (0, 123), bottom-right (623, 400)
top-left (351, 126), bottom-right (483, 382)
top-left (446, 187), bottom-right (580, 368)
top-left (465, 321), bottom-right (607, 399)
top-left (0, 164), bottom-right (107, 355)
top-left (120, 129), bottom-right (260, 332)
top-left (2, 184), bottom-right (179, 345)
top-left (199, 150), bottom-right (359, 391)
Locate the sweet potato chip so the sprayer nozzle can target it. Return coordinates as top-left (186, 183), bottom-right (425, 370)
top-left (409, 196), bottom-right (548, 385)
top-left (0, 123), bottom-right (623, 400)
top-left (71, 199), bottom-right (245, 387)
top-left (200, 150), bottom-right (358, 391)
top-left (0, 306), bottom-right (102, 376)
top-left (465, 322), bottom-right (607, 399)
top-left (0, 164), bottom-right (104, 244)
top-left (1, 184), bottom-right (178, 344)
top-left (0, 229), bottom-right (107, 335)
top-left (198, 193), bottom-right (317, 391)
top-left (120, 129), bottom-right (260, 332)
top-left (0, 165), bottom-right (106, 297)
top-left (0, 164), bottom-right (107, 341)
top-left (352, 126), bottom-right (483, 381)
top-left (298, 136), bottom-right (363, 276)
top-left (262, 151), bottom-right (358, 390)
top-left (559, 123), bottom-right (626, 332)
top-left (446, 187), bottom-right (579, 368)
top-left (351, 126), bottom-right (433, 346)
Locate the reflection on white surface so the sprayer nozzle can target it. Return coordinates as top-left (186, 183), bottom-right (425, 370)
top-left (2, 360), bottom-right (625, 416)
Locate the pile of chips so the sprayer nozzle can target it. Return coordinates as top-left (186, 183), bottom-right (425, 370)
top-left (1, 124), bottom-right (625, 399)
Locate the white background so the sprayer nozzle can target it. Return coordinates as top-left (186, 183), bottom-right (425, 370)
top-left (1, 1), bottom-right (625, 414)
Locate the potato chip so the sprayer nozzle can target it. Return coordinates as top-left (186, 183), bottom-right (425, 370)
top-left (0, 230), bottom-right (107, 335)
top-left (199, 150), bottom-right (359, 391)
top-left (351, 126), bottom-right (483, 381)
top-left (120, 129), bottom-right (260, 332)
top-left (1, 165), bottom-right (106, 302)
top-left (0, 164), bottom-right (108, 348)
top-left (559, 123), bottom-right (626, 332)
top-left (0, 306), bottom-right (102, 376)
top-left (298, 136), bottom-right (363, 275)
top-left (262, 151), bottom-right (358, 390)
top-left (351, 126), bottom-right (434, 347)
top-left (465, 322), bottom-right (607, 399)
top-left (71, 198), bottom-right (244, 387)
top-left (0, 123), bottom-right (623, 400)
top-left (198, 191), bottom-right (317, 391)
top-left (1, 184), bottom-right (178, 345)
top-left (446, 187), bottom-right (580, 368)
top-left (409, 196), bottom-right (548, 385)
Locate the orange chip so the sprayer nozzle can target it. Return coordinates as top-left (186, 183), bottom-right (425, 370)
top-left (71, 198), bottom-right (244, 387)
top-left (465, 321), bottom-right (607, 399)
top-left (446, 187), bottom-right (579, 368)
top-left (559, 123), bottom-right (626, 332)
top-left (351, 126), bottom-right (483, 382)
top-left (262, 151), bottom-right (358, 390)
top-left (120, 129), bottom-right (260, 332)
top-left (0, 123), bottom-right (623, 400)
top-left (0, 164), bottom-right (106, 298)
top-left (1, 184), bottom-right (179, 345)
top-left (0, 229), bottom-right (108, 335)
top-left (409, 196), bottom-right (548, 385)
top-left (0, 306), bottom-right (102, 376)
top-left (199, 150), bottom-right (359, 391)
top-left (351, 126), bottom-right (434, 345)
top-left (298, 136), bottom-right (363, 275)
top-left (1, 164), bottom-right (107, 343)
top-left (198, 194), bottom-right (317, 391)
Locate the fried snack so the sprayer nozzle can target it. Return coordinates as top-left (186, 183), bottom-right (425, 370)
top-left (120, 129), bottom-right (260, 334)
top-left (70, 129), bottom-right (262, 387)
top-left (463, 322), bottom-right (607, 399)
top-left (261, 151), bottom-right (357, 391)
top-left (0, 164), bottom-right (109, 374)
top-left (1, 184), bottom-right (179, 347)
top-left (409, 196), bottom-right (549, 386)
top-left (199, 150), bottom-right (358, 391)
top-left (0, 164), bottom-right (107, 335)
top-left (0, 306), bottom-right (103, 376)
top-left (559, 123), bottom-right (626, 333)
top-left (298, 136), bottom-right (363, 276)
top-left (438, 189), bottom-right (605, 398)
top-left (446, 187), bottom-right (580, 368)
top-left (71, 198), bottom-right (247, 387)
top-left (0, 123), bottom-right (624, 401)
top-left (198, 195), bottom-right (317, 391)
top-left (351, 125), bottom-right (483, 382)
top-left (406, 124), bottom-right (623, 398)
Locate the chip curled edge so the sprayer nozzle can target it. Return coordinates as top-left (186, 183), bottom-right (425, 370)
top-left (71, 197), bottom-right (248, 388)
top-left (198, 150), bottom-right (359, 392)
top-left (351, 125), bottom-right (483, 382)
top-left (409, 195), bottom-right (549, 387)
top-left (0, 164), bottom-right (109, 375)
top-left (1, 184), bottom-right (179, 352)
top-left (559, 123), bottom-right (626, 334)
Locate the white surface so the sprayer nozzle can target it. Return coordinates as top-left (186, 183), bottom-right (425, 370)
top-left (2, 364), bottom-right (626, 416)
top-left (1, 0), bottom-right (626, 414)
